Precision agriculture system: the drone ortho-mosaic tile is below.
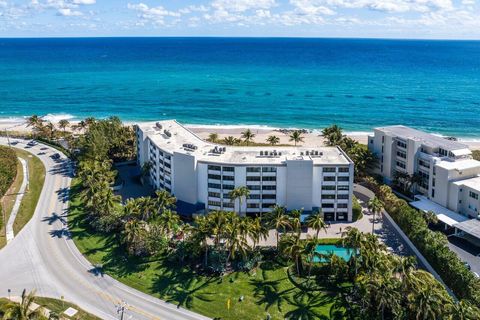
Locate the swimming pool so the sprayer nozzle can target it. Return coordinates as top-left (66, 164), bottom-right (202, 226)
top-left (313, 244), bottom-right (355, 263)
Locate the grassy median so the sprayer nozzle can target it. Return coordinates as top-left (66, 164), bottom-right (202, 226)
top-left (12, 149), bottom-right (46, 235)
top-left (0, 148), bottom-right (45, 248)
top-left (68, 178), bottom-right (345, 320)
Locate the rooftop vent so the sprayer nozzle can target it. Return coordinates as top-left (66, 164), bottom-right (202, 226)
top-left (164, 130), bottom-right (172, 138)
top-left (260, 151), bottom-right (264, 156)
top-left (156, 122), bottom-right (163, 130)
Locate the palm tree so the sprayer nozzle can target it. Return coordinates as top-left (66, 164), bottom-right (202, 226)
top-left (154, 190), bottom-right (176, 214)
top-left (223, 136), bottom-right (238, 146)
top-left (264, 205), bottom-right (290, 249)
top-left (322, 125), bottom-right (344, 146)
top-left (266, 135), bottom-right (280, 146)
top-left (2, 289), bottom-right (43, 320)
top-left (306, 210), bottom-right (327, 240)
top-left (280, 234), bottom-right (304, 275)
top-left (84, 117), bottom-right (96, 127)
top-left (44, 121), bottom-right (56, 140)
top-left (157, 209), bottom-right (181, 236)
top-left (367, 197), bottom-right (384, 234)
top-left (423, 210), bottom-right (438, 225)
top-left (288, 209), bottom-right (303, 237)
top-left (241, 129), bottom-right (255, 145)
top-left (122, 219), bottom-right (146, 256)
top-left (207, 133), bottom-right (219, 143)
top-left (229, 186), bottom-right (250, 216)
top-left (58, 119), bottom-right (70, 135)
top-left (289, 130), bottom-right (304, 146)
top-left (25, 115), bottom-right (44, 138)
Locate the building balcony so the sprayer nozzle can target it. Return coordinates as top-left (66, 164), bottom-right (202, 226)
top-left (261, 180), bottom-right (277, 186)
top-left (208, 169), bottom-right (222, 175)
top-left (262, 171), bottom-right (276, 177)
top-left (321, 190), bottom-right (336, 195)
top-left (322, 181), bottom-right (337, 186)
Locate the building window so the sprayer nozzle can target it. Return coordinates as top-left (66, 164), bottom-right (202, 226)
top-left (469, 191), bottom-right (479, 200)
top-left (262, 185), bottom-right (276, 190)
top-left (248, 185), bottom-right (261, 190)
top-left (338, 167), bottom-right (349, 173)
top-left (223, 184), bottom-right (235, 190)
top-left (208, 165), bottom-right (221, 171)
top-left (208, 183), bottom-right (221, 189)
top-left (208, 201), bottom-right (221, 207)
top-left (322, 195), bottom-right (335, 200)
top-left (223, 193), bottom-right (231, 199)
top-left (262, 194), bottom-right (276, 199)
top-left (338, 185), bottom-right (349, 191)
top-left (223, 175), bottom-right (235, 181)
top-left (396, 161), bottom-right (406, 169)
top-left (338, 176), bottom-right (349, 182)
top-left (262, 176), bottom-right (276, 181)
top-left (322, 186), bottom-right (336, 190)
top-left (223, 166), bottom-right (235, 172)
top-left (249, 194), bottom-right (260, 199)
top-left (382, 136), bottom-right (385, 143)
top-left (431, 189), bottom-right (435, 198)
top-left (323, 167), bottom-right (336, 173)
top-left (397, 140), bottom-right (407, 149)
top-left (337, 194), bottom-right (349, 199)
top-left (397, 151), bottom-right (407, 159)
top-left (208, 174), bottom-right (221, 180)
top-left (322, 203), bottom-right (334, 208)
top-left (337, 203), bottom-right (348, 208)
top-left (223, 202), bottom-right (234, 208)
top-left (246, 176), bottom-right (261, 181)
top-left (418, 159), bottom-right (430, 168)
top-left (247, 203), bottom-right (260, 208)
top-left (324, 176), bottom-right (336, 182)
top-left (262, 167), bottom-right (277, 172)
top-left (247, 167), bottom-right (261, 172)
top-left (208, 192), bottom-right (220, 198)
top-left (262, 203), bottom-right (275, 208)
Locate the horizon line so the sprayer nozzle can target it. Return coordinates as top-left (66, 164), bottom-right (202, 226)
top-left (1, 35), bottom-right (480, 41)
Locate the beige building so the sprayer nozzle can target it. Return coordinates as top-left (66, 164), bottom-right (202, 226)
top-left (369, 125), bottom-right (480, 222)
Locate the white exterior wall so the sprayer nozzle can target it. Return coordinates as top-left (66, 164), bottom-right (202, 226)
top-left (137, 126), bottom-right (354, 220)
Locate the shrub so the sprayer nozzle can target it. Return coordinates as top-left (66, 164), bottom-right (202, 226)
top-left (352, 196), bottom-right (363, 222)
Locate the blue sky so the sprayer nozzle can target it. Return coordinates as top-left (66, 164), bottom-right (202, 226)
top-left (1, 0), bottom-right (479, 38)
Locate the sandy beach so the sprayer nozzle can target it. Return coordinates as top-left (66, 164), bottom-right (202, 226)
top-left (2, 118), bottom-right (480, 150)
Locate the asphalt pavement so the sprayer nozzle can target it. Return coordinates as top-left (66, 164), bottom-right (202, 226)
top-left (0, 138), bottom-right (210, 320)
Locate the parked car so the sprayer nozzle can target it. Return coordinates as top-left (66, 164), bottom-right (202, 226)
top-left (27, 140), bottom-right (37, 147)
top-left (51, 153), bottom-right (61, 160)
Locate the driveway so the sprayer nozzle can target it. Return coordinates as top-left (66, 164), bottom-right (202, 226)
top-left (448, 236), bottom-right (480, 275)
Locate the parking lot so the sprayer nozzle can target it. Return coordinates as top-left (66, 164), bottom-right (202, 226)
top-left (448, 235), bottom-right (480, 276)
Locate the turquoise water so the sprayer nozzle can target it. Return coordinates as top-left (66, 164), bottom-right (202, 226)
top-left (313, 244), bottom-right (354, 262)
top-left (1, 38), bottom-right (480, 137)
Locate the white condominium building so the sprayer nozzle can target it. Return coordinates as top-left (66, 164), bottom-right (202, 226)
top-left (368, 125), bottom-right (480, 220)
top-left (136, 120), bottom-right (354, 221)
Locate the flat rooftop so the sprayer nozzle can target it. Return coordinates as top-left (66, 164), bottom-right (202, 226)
top-left (453, 176), bottom-right (480, 191)
top-left (375, 125), bottom-right (468, 151)
top-left (437, 159), bottom-right (480, 171)
top-left (411, 195), bottom-right (469, 227)
top-left (137, 120), bottom-right (352, 166)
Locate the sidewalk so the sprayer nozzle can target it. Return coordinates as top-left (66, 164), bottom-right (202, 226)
top-left (6, 157), bottom-right (29, 243)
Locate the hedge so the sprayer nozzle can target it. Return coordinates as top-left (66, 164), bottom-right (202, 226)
top-left (362, 177), bottom-right (480, 305)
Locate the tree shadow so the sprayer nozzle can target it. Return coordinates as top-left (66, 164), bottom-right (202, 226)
top-left (249, 269), bottom-right (292, 313)
top-left (151, 265), bottom-right (216, 309)
top-left (55, 187), bottom-right (70, 204)
top-left (42, 211), bottom-right (67, 225)
top-left (49, 228), bottom-right (71, 239)
top-left (283, 291), bottom-right (333, 320)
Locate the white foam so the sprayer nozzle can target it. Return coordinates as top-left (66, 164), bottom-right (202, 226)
top-left (0, 117), bottom-right (24, 123)
top-left (41, 113), bottom-right (76, 122)
top-left (184, 123), bottom-right (280, 131)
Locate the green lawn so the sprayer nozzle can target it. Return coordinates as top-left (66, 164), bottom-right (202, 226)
top-left (0, 148), bottom-right (45, 248)
top-left (68, 179), bottom-right (347, 320)
top-left (0, 297), bottom-right (100, 320)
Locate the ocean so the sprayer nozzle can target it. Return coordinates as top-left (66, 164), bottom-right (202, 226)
top-left (0, 37), bottom-right (479, 138)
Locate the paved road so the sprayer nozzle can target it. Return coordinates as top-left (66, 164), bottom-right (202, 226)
top-left (448, 236), bottom-right (480, 275)
top-left (0, 138), bottom-right (210, 320)
top-left (6, 157), bottom-right (28, 243)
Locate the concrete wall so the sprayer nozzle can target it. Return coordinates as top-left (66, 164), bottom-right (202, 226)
top-left (276, 166), bottom-right (287, 207)
top-left (285, 160), bottom-right (313, 210)
top-left (172, 152), bottom-right (197, 204)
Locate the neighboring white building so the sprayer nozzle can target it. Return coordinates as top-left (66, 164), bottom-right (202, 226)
top-left (136, 120), bottom-right (354, 221)
top-left (368, 125), bottom-right (480, 220)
